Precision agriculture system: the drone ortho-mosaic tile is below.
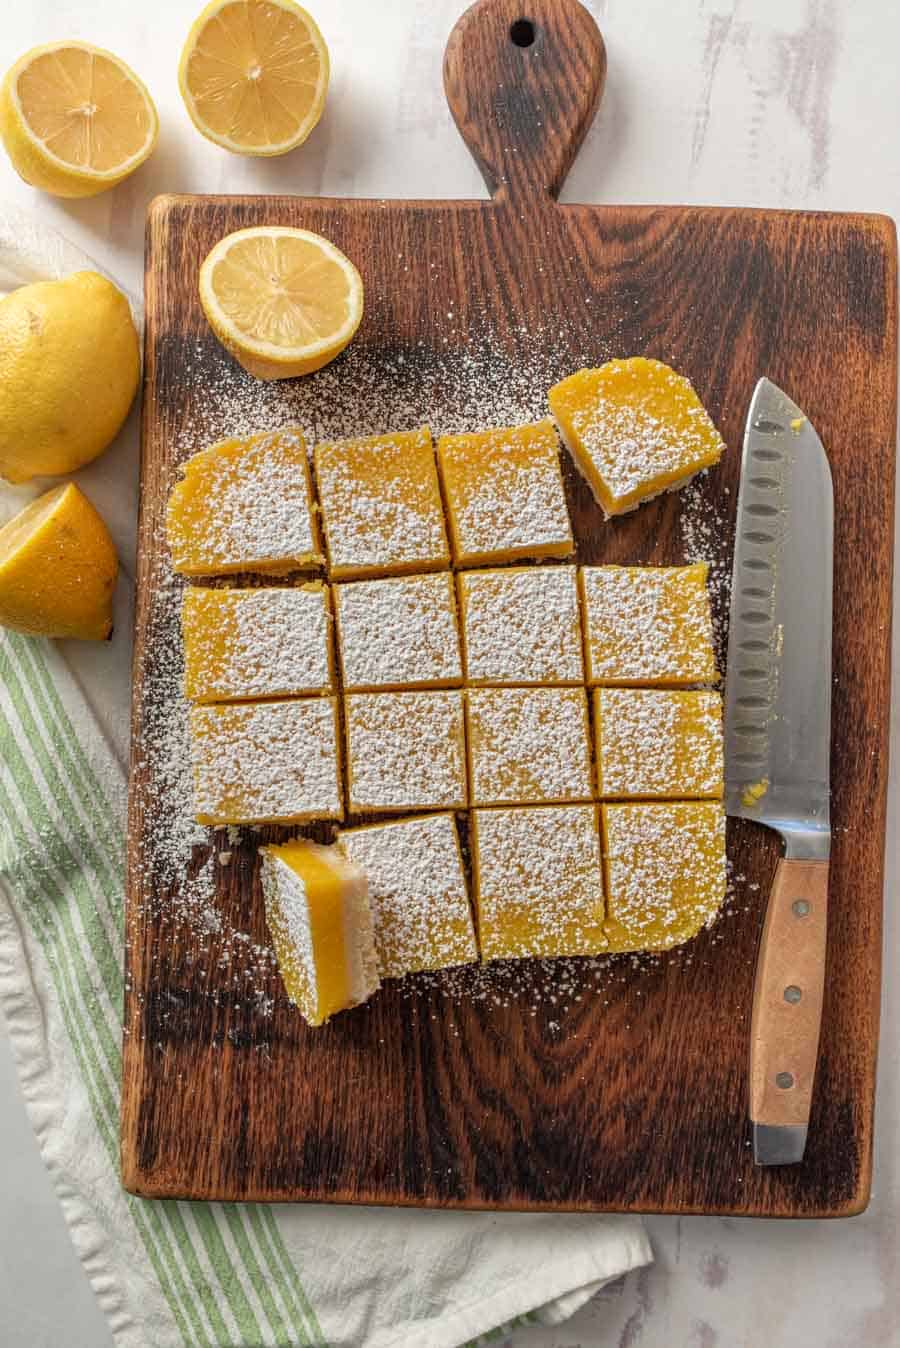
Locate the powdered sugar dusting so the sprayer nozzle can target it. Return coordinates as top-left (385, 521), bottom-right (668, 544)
top-left (183, 585), bottom-right (332, 701)
top-left (467, 687), bottom-right (593, 806)
top-left (581, 564), bottom-right (718, 684)
top-left (339, 813), bottom-right (477, 978)
top-left (460, 565), bottom-right (583, 684)
top-left (335, 572), bottom-right (461, 690)
top-left (346, 690), bottom-right (466, 812)
top-left (260, 852), bottom-right (317, 1016)
top-left (595, 688), bottom-right (724, 798)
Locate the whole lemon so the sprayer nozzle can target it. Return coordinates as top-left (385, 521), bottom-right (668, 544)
top-left (0, 271), bottom-right (140, 483)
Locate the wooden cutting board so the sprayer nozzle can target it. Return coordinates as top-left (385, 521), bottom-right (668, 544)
top-left (122, 0), bottom-right (897, 1216)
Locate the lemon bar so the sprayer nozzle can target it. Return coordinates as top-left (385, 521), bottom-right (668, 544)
top-left (313, 426), bottom-right (449, 579)
top-left (261, 840), bottom-right (380, 1027)
top-left (472, 805), bottom-right (607, 961)
top-left (182, 583), bottom-right (333, 703)
top-left (189, 697), bottom-right (342, 825)
top-left (334, 571), bottom-right (462, 691)
top-left (436, 420), bottom-right (574, 567)
top-left (579, 563), bottom-right (717, 686)
top-left (457, 564), bottom-right (583, 685)
top-left (344, 690), bottom-right (467, 813)
top-left (548, 359), bottom-right (725, 516)
top-left (466, 687), bottom-right (593, 806)
top-left (339, 813), bottom-right (477, 978)
top-left (594, 689), bottom-right (724, 799)
top-left (602, 801), bottom-right (727, 951)
top-left (166, 428), bottom-right (321, 576)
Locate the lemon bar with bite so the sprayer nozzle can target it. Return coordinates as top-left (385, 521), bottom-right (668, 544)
top-left (166, 428), bottom-right (321, 575)
top-left (472, 805), bottom-right (607, 961)
top-left (189, 697), bottom-right (342, 825)
top-left (436, 420), bottom-right (574, 567)
top-left (344, 690), bottom-right (467, 813)
top-left (334, 571), bottom-right (462, 691)
top-left (313, 426), bottom-right (449, 579)
top-left (579, 563), bottom-right (717, 686)
top-left (182, 583), bottom-right (333, 703)
top-left (602, 801), bottom-right (727, 951)
top-left (466, 686), bottom-right (592, 807)
top-left (458, 565), bottom-right (583, 685)
top-left (261, 840), bottom-right (380, 1027)
top-left (339, 813), bottom-right (477, 978)
top-left (548, 358), bottom-right (725, 516)
top-left (594, 688), bottom-right (724, 799)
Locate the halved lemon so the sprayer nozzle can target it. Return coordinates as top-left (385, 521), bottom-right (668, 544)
top-left (199, 226), bottom-right (364, 380)
top-left (179, 0), bottom-right (329, 156)
top-left (0, 42), bottom-right (158, 198)
top-left (0, 483), bottom-right (118, 640)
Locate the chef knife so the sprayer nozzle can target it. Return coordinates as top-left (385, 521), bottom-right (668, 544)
top-left (723, 377), bottom-right (833, 1166)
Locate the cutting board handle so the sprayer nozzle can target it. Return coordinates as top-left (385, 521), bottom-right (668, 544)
top-left (443, 0), bottom-right (606, 204)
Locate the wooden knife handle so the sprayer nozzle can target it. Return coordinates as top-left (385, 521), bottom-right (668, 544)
top-left (443, 0), bottom-right (606, 203)
top-left (750, 858), bottom-right (829, 1136)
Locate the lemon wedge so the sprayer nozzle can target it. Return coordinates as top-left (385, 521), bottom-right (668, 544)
top-left (0, 484), bottom-right (118, 640)
top-left (0, 42), bottom-right (158, 198)
top-left (179, 0), bottom-right (329, 156)
top-left (199, 226), bottom-right (364, 379)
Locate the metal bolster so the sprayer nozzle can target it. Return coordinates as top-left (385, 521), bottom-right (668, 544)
top-left (779, 823), bottom-right (831, 862)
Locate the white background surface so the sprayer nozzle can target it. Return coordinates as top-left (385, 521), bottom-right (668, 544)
top-left (0, 1), bottom-right (898, 1345)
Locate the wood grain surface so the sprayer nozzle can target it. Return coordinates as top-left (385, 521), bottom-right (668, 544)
top-left (122, 0), bottom-right (896, 1215)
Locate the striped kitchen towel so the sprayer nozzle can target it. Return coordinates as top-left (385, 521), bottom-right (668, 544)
top-left (0, 206), bottom-right (651, 1348)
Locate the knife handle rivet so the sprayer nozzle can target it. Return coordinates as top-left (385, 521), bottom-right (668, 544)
top-left (791, 900), bottom-right (811, 917)
top-left (775, 1072), bottom-right (795, 1089)
top-left (784, 985), bottom-right (802, 1004)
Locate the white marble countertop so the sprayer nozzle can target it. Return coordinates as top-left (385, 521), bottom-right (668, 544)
top-left (0, 1), bottom-right (897, 1345)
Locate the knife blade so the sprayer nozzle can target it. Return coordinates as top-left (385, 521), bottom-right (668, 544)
top-left (723, 377), bottom-right (833, 1166)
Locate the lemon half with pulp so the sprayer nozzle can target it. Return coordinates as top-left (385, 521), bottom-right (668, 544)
top-left (199, 226), bottom-right (363, 380)
top-left (179, 0), bottom-right (329, 156)
top-left (0, 42), bottom-right (158, 198)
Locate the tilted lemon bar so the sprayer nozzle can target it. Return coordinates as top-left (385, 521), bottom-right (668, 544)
top-left (602, 801), bottom-right (727, 952)
top-left (457, 564), bottom-right (583, 685)
top-left (339, 813), bottom-right (477, 978)
top-left (579, 563), bottom-right (717, 686)
top-left (166, 428), bottom-right (322, 575)
top-left (182, 583), bottom-right (333, 703)
top-left (436, 420), bottom-right (574, 567)
top-left (465, 687), bottom-right (593, 807)
top-left (344, 690), bottom-right (467, 813)
top-left (472, 805), bottom-right (607, 961)
top-left (594, 688), bottom-right (724, 799)
top-left (189, 697), bottom-right (342, 825)
top-left (548, 358), bottom-right (725, 516)
top-left (313, 426), bottom-right (449, 579)
top-left (334, 571), bottom-right (462, 691)
top-left (261, 840), bottom-right (380, 1027)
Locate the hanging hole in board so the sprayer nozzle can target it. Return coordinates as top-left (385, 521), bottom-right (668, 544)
top-left (510, 18), bottom-right (536, 46)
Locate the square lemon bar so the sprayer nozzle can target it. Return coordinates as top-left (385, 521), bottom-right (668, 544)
top-left (189, 697), bottom-right (343, 825)
top-left (313, 426), bottom-right (450, 579)
top-left (166, 428), bottom-right (322, 576)
top-left (182, 583), bottom-right (333, 703)
top-left (579, 563), bottom-right (717, 686)
top-left (465, 687), bottom-right (593, 806)
top-left (548, 358), bottom-right (725, 516)
top-left (436, 420), bottom-right (574, 566)
top-left (261, 840), bottom-right (380, 1027)
top-left (339, 813), bottom-right (477, 978)
top-left (472, 805), bottom-right (607, 961)
top-left (594, 688), bottom-right (724, 799)
top-left (344, 690), bottom-right (467, 813)
top-left (458, 564), bottom-right (583, 685)
top-left (602, 801), bottom-right (727, 952)
top-left (334, 571), bottom-right (462, 691)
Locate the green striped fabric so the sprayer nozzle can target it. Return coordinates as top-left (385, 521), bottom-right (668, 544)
top-left (0, 625), bottom-right (650, 1348)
